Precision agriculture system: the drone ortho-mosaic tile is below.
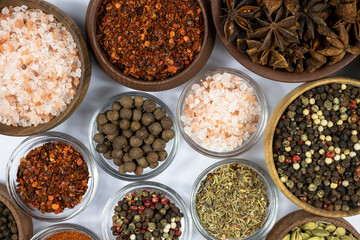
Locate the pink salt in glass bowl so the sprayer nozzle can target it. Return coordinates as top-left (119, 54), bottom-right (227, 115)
top-left (176, 68), bottom-right (268, 158)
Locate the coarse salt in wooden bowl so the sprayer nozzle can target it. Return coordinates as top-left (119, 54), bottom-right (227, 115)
top-left (211, 0), bottom-right (360, 83)
top-left (85, 0), bottom-right (215, 91)
top-left (0, 183), bottom-right (33, 240)
top-left (264, 77), bottom-right (360, 218)
top-left (266, 210), bottom-right (360, 240)
top-left (0, 0), bottom-right (91, 137)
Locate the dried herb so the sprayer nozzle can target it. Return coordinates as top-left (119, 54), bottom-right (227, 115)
top-left (97, 0), bottom-right (205, 81)
top-left (195, 164), bottom-right (269, 239)
top-left (16, 142), bottom-right (89, 214)
top-left (224, 0), bottom-right (360, 73)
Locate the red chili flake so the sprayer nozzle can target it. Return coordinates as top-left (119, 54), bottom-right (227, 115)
top-left (326, 150), bottom-right (335, 158)
top-left (15, 141), bottom-right (89, 214)
top-left (96, 0), bottom-right (205, 81)
top-left (292, 155), bottom-right (300, 163)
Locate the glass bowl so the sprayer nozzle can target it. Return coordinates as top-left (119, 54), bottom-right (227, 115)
top-left (6, 132), bottom-right (98, 222)
top-left (31, 223), bottom-right (99, 240)
top-left (177, 68), bottom-right (268, 158)
top-left (101, 181), bottom-right (192, 240)
top-left (190, 159), bottom-right (279, 240)
top-left (88, 91), bottom-right (179, 181)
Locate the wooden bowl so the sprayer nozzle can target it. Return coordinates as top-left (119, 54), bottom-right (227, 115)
top-left (0, 0), bottom-right (91, 137)
top-left (266, 210), bottom-right (360, 240)
top-left (264, 77), bottom-right (360, 217)
top-left (211, 0), bottom-right (360, 83)
top-left (0, 183), bottom-right (33, 240)
top-left (85, 0), bottom-right (215, 91)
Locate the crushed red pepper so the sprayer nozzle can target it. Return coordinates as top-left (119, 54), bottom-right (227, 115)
top-left (45, 231), bottom-right (92, 240)
top-left (16, 141), bottom-right (89, 214)
top-left (96, 0), bottom-right (205, 81)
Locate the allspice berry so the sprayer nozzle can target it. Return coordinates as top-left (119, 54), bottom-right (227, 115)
top-left (123, 153), bottom-right (133, 162)
top-left (122, 129), bottom-right (133, 139)
top-left (136, 127), bottom-right (149, 140)
top-left (149, 162), bottom-right (159, 169)
top-left (103, 151), bottom-right (112, 160)
top-left (134, 165), bottom-right (143, 175)
top-left (112, 102), bottom-right (121, 111)
top-left (107, 134), bottom-right (118, 142)
top-left (161, 129), bottom-right (175, 142)
top-left (93, 133), bottom-right (105, 143)
top-left (120, 95), bottom-right (134, 108)
top-left (152, 139), bottom-right (166, 151)
top-left (118, 164), bottom-right (126, 174)
top-left (143, 99), bottom-right (156, 112)
top-left (96, 113), bottom-right (108, 125)
top-left (142, 144), bottom-right (153, 154)
top-left (144, 134), bottom-right (155, 145)
top-left (132, 109), bottom-right (142, 121)
top-left (130, 121), bottom-right (141, 132)
top-left (149, 122), bottom-right (163, 136)
top-left (112, 149), bottom-right (123, 159)
top-left (124, 162), bottom-right (136, 172)
top-left (129, 148), bottom-right (144, 159)
top-left (154, 107), bottom-right (166, 120)
top-left (142, 112), bottom-right (155, 126)
top-left (103, 123), bottom-right (118, 135)
top-left (130, 136), bottom-right (143, 148)
top-left (113, 136), bottom-right (128, 150)
top-left (106, 110), bottom-right (119, 121)
top-left (113, 158), bottom-right (123, 166)
top-left (96, 143), bottom-right (108, 153)
top-left (134, 95), bottom-right (144, 108)
top-left (120, 108), bottom-right (132, 120)
top-left (161, 116), bottom-right (173, 129)
top-left (138, 157), bottom-right (149, 168)
top-left (119, 119), bottom-right (130, 130)
top-left (158, 151), bottom-right (168, 161)
top-left (146, 152), bottom-right (159, 163)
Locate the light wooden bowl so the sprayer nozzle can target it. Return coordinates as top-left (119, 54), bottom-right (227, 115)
top-left (85, 0), bottom-right (215, 91)
top-left (264, 77), bottom-right (360, 217)
top-left (0, 183), bottom-right (33, 240)
top-left (211, 0), bottom-right (360, 83)
top-left (266, 210), bottom-right (360, 240)
top-left (0, 0), bottom-right (91, 137)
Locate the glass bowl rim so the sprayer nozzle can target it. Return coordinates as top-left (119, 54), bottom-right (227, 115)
top-left (30, 223), bottom-right (99, 240)
top-left (176, 67), bottom-right (268, 158)
top-left (88, 91), bottom-right (179, 181)
top-left (190, 158), bottom-right (279, 240)
top-left (101, 180), bottom-right (192, 240)
top-left (6, 131), bottom-right (98, 222)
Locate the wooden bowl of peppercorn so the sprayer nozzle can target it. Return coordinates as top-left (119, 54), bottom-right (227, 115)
top-left (264, 77), bottom-right (360, 217)
top-left (0, 0), bottom-right (91, 137)
top-left (211, 0), bottom-right (360, 83)
top-left (85, 0), bottom-right (215, 91)
top-left (0, 183), bottom-right (33, 240)
top-left (266, 210), bottom-right (360, 240)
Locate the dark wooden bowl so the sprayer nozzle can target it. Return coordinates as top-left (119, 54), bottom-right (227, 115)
top-left (264, 77), bottom-right (360, 217)
top-left (0, 0), bottom-right (91, 137)
top-left (0, 183), bottom-right (33, 240)
top-left (211, 0), bottom-right (360, 83)
top-left (85, 0), bottom-right (215, 91)
top-left (266, 210), bottom-right (360, 240)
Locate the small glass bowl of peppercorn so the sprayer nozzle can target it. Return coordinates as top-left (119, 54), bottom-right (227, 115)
top-left (88, 92), bottom-right (179, 181)
top-left (6, 132), bottom-right (98, 222)
top-left (31, 223), bottom-right (98, 240)
top-left (190, 158), bottom-right (279, 240)
top-left (101, 181), bottom-right (192, 240)
top-left (264, 78), bottom-right (360, 217)
top-left (177, 68), bottom-right (268, 158)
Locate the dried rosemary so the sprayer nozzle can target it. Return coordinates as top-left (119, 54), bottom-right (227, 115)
top-left (195, 164), bottom-right (269, 239)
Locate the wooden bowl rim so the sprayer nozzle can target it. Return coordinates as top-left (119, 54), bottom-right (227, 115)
top-left (0, 0), bottom-right (91, 137)
top-left (266, 210), bottom-right (360, 240)
top-left (0, 183), bottom-right (33, 240)
top-left (85, 0), bottom-right (215, 91)
top-left (264, 77), bottom-right (360, 218)
top-left (211, 0), bottom-right (360, 83)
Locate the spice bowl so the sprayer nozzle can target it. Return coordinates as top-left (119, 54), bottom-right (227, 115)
top-left (0, 183), bottom-right (33, 240)
top-left (85, 0), bottom-right (215, 91)
top-left (88, 91), bottom-right (179, 181)
top-left (31, 223), bottom-right (99, 240)
top-left (211, 0), bottom-right (360, 83)
top-left (177, 68), bottom-right (268, 158)
top-left (266, 210), bottom-right (360, 240)
top-left (101, 181), bottom-right (192, 240)
top-left (6, 132), bottom-right (98, 222)
top-left (0, 0), bottom-right (91, 136)
top-left (264, 77), bottom-right (360, 217)
top-left (190, 158), bottom-right (279, 240)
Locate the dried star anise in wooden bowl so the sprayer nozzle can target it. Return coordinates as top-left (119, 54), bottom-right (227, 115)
top-left (211, 0), bottom-right (360, 82)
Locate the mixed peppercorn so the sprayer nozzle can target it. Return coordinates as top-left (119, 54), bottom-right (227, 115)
top-left (273, 83), bottom-right (360, 211)
top-left (96, 0), bottom-right (204, 81)
top-left (0, 201), bottom-right (18, 240)
top-left (111, 189), bottom-right (183, 240)
top-left (16, 142), bottom-right (89, 214)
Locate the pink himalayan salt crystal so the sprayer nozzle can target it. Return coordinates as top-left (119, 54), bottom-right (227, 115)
top-left (181, 72), bottom-right (261, 152)
top-left (0, 6), bottom-right (81, 127)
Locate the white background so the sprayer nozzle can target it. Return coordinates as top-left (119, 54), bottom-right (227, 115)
top-left (0, 0), bottom-right (359, 239)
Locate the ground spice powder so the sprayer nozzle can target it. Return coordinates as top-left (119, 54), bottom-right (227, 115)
top-left (16, 141), bottom-right (89, 214)
top-left (45, 231), bottom-right (92, 240)
top-left (96, 0), bottom-right (205, 81)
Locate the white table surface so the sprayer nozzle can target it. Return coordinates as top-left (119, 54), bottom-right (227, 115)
top-left (0, 0), bottom-right (359, 239)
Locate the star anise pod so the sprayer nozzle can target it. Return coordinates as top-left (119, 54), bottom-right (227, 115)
top-left (334, 0), bottom-right (357, 24)
top-left (297, 0), bottom-right (331, 41)
top-left (248, 7), bottom-right (299, 51)
top-left (346, 8), bottom-right (360, 41)
top-left (304, 37), bottom-right (327, 72)
top-left (223, 0), bottom-right (261, 42)
top-left (318, 23), bottom-right (360, 65)
top-left (264, 0), bottom-right (300, 15)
